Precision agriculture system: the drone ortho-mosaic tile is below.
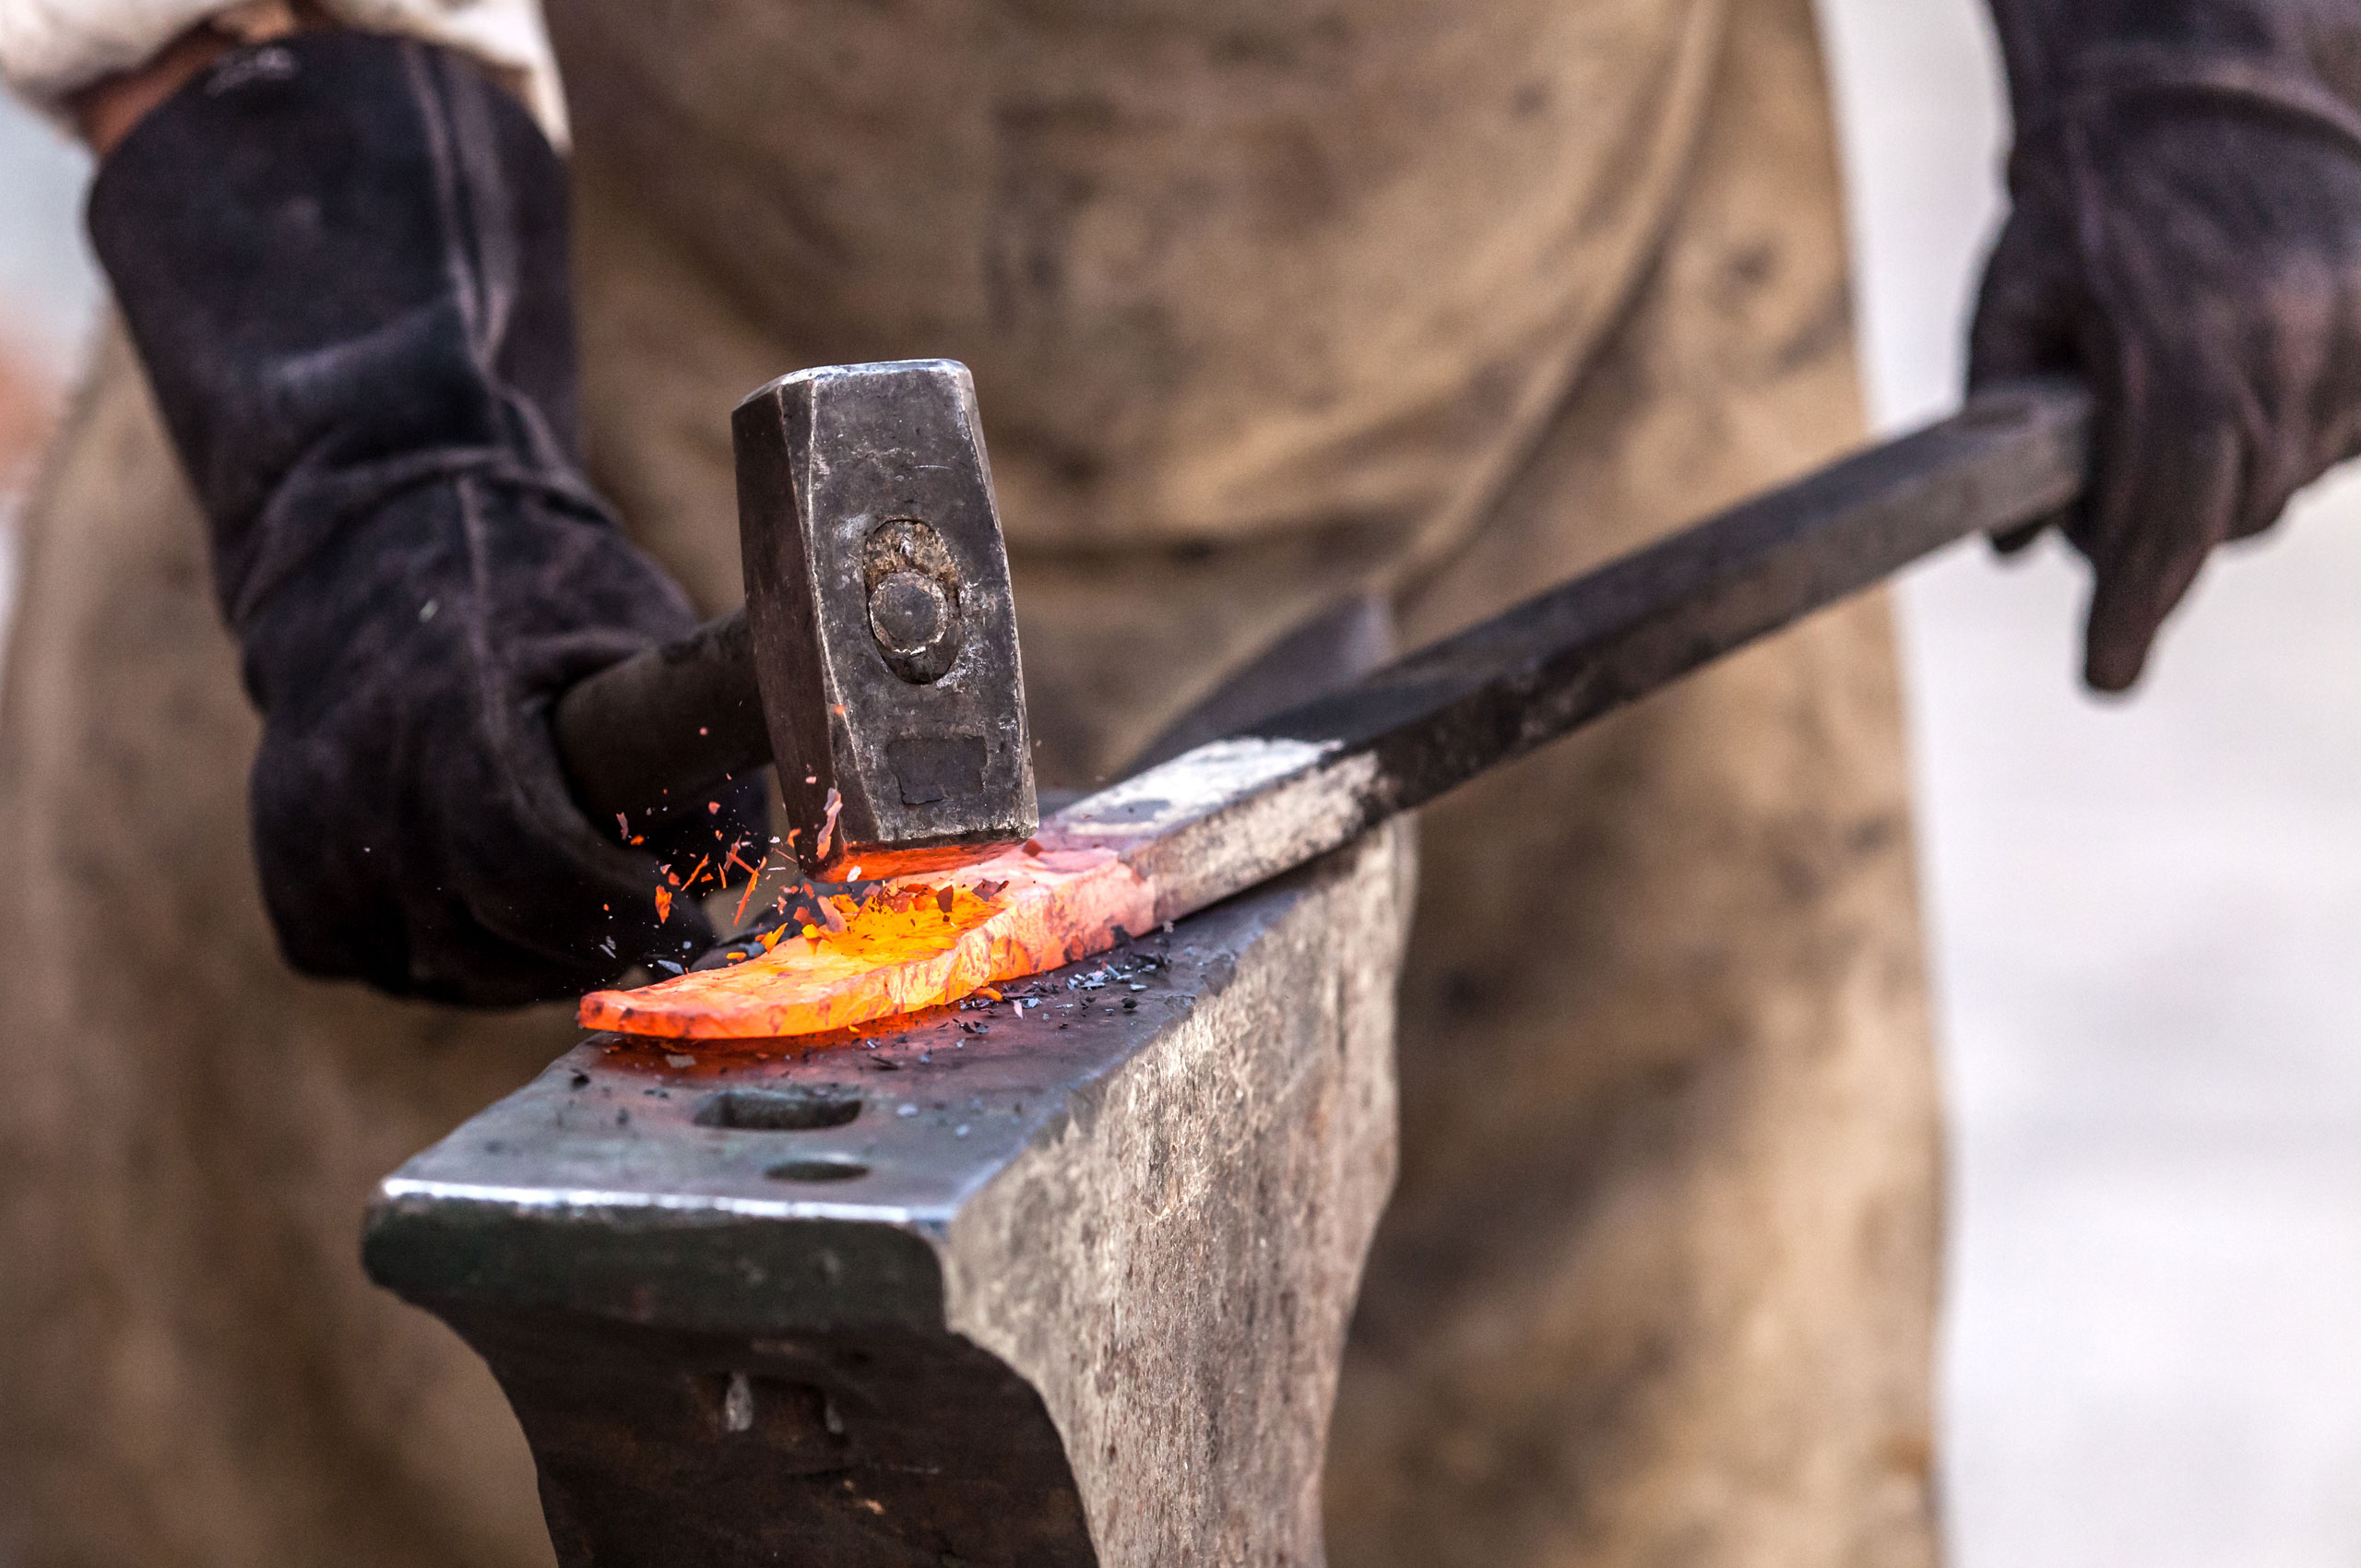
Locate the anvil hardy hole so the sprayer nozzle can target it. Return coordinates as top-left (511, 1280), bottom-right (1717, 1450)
top-left (765, 1157), bottom-right (871, 1183)
top-left (696, 1087), bottom-right (862, 1132)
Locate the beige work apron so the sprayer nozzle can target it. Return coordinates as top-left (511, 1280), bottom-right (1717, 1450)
top-left (0, 0), bottom-right (1939, 1561)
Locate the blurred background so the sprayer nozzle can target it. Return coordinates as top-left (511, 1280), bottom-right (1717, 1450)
top-left (0, 5), bottom-right (2352, 1562)
top-left (1824, 4), bottom-right (2361, 1564)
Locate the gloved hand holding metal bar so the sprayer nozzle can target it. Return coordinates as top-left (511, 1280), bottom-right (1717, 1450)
top-left (1974, 0), bottom-right (2361, 690)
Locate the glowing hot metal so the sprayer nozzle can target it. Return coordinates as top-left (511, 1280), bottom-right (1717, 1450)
top-left (577, 734), bottom-right (1342, 1038)
top-left (579, 840), bottom-right (1155, 1039)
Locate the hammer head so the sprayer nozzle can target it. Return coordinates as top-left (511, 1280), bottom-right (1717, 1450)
top-left (733, 361), bottom-right (1037, 880)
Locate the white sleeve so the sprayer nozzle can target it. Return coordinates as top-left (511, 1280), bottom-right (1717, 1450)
top-left (0, 0), bottom-right (567, 147)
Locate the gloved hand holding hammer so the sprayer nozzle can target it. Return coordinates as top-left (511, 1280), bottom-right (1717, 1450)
top-left (83, 23), bottom-right (766, 1004)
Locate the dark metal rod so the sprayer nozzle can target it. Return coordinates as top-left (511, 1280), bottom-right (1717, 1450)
top-left (1295, 377), bottom-right (2094, 781)
top-left (552, 608), bottom-right (774, 828)
top-left (1060, 378), bottom-right (2096, 920)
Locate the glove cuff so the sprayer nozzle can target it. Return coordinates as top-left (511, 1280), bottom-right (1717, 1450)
top-left (88, 29), bottom-right (594, 633)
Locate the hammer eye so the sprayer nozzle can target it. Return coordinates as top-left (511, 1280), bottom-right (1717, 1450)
top-left (871, 571), bottom-right (952, 659)
top-left (860, 517), bottom-right (966, 683)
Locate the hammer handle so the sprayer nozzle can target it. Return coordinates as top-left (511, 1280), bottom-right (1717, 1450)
top-left (552, 609), bottom-right (773, 829)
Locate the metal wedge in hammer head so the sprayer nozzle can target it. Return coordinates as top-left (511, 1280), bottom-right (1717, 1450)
top-left (551, 359), bottom-right (1036, 883)
top-left (735, 360), bottom-right (1035, 879)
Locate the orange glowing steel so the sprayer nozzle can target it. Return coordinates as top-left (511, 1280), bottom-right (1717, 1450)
top-left (579, 838), bottom-right (1157, 1039)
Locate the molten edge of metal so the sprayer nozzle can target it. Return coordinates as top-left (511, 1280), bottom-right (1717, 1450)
top-left (578, 841), bottom-right (1156, 1040)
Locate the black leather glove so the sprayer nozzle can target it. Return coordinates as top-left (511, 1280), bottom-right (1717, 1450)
top-left (1973, 1), bottom-right (2361, 691)
top-left (88, 30), bottom-right (766, 1005)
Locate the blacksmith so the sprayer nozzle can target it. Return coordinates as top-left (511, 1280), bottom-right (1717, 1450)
top-left (0, 0), bottom-right (2355, 1562)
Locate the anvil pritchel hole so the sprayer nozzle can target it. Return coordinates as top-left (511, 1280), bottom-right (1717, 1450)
top-left (765, 1158), bottom-right (871, 1183)
top-left (694, 1088), bottom-right (862, 1132)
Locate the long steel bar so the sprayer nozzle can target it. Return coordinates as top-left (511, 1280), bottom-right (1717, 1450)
top-left (1052, 378), bottom-right (2093, 920)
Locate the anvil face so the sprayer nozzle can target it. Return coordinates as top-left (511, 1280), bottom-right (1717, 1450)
top-left (367, 829), bottom-right (1408, 1567)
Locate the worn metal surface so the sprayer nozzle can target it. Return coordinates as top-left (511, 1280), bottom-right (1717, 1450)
top-left (737, 361), bottom-right (1038, 877)
top-left (1048, 377), bottom-right (2093, 926)
top-left (368, 825), bottom-right (1410, 1565)
top-left (552, 360), bottom-right (1038, 869)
